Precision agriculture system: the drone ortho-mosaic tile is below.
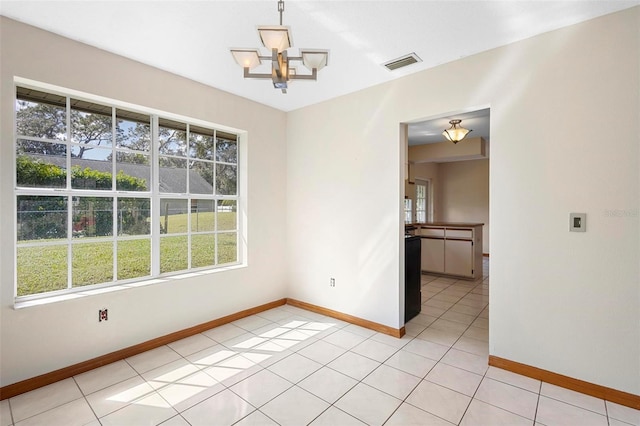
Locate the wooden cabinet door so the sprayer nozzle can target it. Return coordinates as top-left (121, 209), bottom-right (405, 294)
top-left (445, 239), bottom-right (473, 277)
top-left (421, 238), bottom-right (444, 273)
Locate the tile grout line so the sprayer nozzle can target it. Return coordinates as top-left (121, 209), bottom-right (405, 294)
top-left (425, 276), bottom-right (489, 425)
top-left (71, 375), bottom-right (100, 425)
top-left (414, 274), bottom-right (490, 424)
top-left (533, 379), bottom-right (543, 425)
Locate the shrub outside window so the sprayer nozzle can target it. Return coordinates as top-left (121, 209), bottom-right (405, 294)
top-left (15, 86), bottom-right (240, 299)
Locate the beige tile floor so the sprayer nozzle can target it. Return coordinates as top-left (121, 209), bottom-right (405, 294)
top-left (2, 259), bottom-right (639, 425)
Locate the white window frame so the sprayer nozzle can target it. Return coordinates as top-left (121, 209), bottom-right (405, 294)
top-left (414, 178), bottom-right (431, 223)
top-left (13, 78), bottom-right (246, 303)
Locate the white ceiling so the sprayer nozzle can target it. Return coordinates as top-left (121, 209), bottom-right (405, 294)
top-left (1, 1), bottom-right (638, 112)
top-left (408, 108), bottom-right (490, 146)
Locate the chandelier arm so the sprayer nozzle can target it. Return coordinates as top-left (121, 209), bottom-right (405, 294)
top-left (243, 68), bottom-right (273, 79)
top-left (290, 69), bottom-right (318, 80)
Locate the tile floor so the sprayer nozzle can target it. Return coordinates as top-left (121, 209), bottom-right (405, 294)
top-left (2, 259), bottom-right (639, 425)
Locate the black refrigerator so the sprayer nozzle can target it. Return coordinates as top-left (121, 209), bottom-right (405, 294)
top-left (404, 235), bottom-right (422, 322)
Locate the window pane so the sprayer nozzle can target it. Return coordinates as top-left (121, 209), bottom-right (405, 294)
top-left (116, 112), bottom-right (150, 151)
top-left (116, 152), bottom-right (150, 191)
top-left (17, 245), bottom-right (67, 296)
top-left (71, 105), bottom-right (112, 147)
top-left (16, 143), bottom-right (67, 188)
top-left (404, 199), bottom-right (412, 224)
top-left (217, 232), bottom-right (237, 264)
top-left (191, 199), bottom-right (215, 232)
top-left (16, 98), bottom-right (66, 141)
top-left (159, 121), bottom-right (187, 157)
top-left (71, 146), bottom-right (113, 190)
top-left (217, 200), bottom-right (236, 231)
top-left (160, 235), bottom-right (188, 273)
top-left (73, 197), bottom-right (113, 238)
top-left (160, 199), bottom-right (188, 234)
top-left (216, 164), bottom-right (237, 195)
top-left (190, 160), bottom-right (214, 194)
top-left (159, 157), bottom-right (187, 193)
top-left (216, 135), bottom-right (237, 163)
top-left (16, 138), bottom-right (67, 156)
top-left (72, 242), bottom-right (113, 287)
top-left (17, 196), bottom-right (67, 241)
top-left (117, 198), bottom-right (150, 236)
top-left (192, 234), bottom-right (215, 268)
top-left (117, 238), bottom-right (150, 280)
top-left (189, 128), bottom-right (214, 160)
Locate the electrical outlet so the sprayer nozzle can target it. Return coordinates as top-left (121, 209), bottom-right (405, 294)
top-left (330, 278), bottom-right (335, 287)
top-left (99, 309), bottom-right (108, 322)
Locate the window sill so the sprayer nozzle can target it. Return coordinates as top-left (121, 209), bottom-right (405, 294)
top-left (14, 263), bottom-right (246, 309)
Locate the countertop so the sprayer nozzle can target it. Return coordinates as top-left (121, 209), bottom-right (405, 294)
top-left (406, 222), bottom-right (484, 227)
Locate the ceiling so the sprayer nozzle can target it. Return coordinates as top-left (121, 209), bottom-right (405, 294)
top-left (1, 1), bottom-right (638, 112)
top-left (408, 108), bottom-right (490, 146)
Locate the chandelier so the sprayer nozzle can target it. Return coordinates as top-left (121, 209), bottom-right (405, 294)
top-left (230, 0), bottom-right (329, 94)
top-left (442, 119), bottom-right (472, 143)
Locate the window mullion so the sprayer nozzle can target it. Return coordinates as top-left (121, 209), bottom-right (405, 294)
top-left (151, 115), bottom-right (160, 276)
top-left (67, 195), bottom-right (73, 289)
top-left (186, 124), bottom-right (191, 270)
top-left (66, 96), bottom-right (71, 190)
top-left (66, 97), bottom-right (73, 289)
top-left (213, 129), bottom-right (218, 265)
top-left (112, 107), bottom-right (118, 281)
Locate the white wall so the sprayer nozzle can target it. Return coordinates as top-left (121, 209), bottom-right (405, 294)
top-left (439, 159), bottom-right (490, 253)
top-left (0, 18), bottom-right (288, 387)
top-left (286, 7), bottom-right (639, 395)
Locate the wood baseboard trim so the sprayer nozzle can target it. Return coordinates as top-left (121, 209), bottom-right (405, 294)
top-left (286, 298), bottom-right (405, 338)
top-left (0, 298), bottom-right (287, 401)
top-left (489, 355), bottom-right (640, 410)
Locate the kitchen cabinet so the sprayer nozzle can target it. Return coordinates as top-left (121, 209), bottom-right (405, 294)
top-left (417, 223), bottom-right (483, 280)
top-left (421, 238), bottom-right (444, 273)
top-left (444, 239), bottom-right (473, 277)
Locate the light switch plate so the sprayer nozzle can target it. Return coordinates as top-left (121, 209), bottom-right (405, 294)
top-left (570, 213), bottom-right (586, 232)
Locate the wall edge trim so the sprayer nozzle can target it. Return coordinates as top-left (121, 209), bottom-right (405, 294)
top-left (488, 355), bottom-right (640, 410)
top-left (286, 298), bottom-right (405, 338)
top-left (0, 298), bottom-right (287, 400)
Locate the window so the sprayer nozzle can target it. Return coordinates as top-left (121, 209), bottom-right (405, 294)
top-left (404, 198), bottom-right (412, 223)
top-left (415, 180), bottom-right (429, 223)
top-left (15, 86), bottom-right (240, 299)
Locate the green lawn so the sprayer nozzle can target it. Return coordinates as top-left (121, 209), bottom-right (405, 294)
top-left (164, 211), bottom-right (236, 234)
top-left (17, 212), bottom-right (238, 296)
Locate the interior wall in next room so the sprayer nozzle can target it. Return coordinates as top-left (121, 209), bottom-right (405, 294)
top-left (438, 159), bottom-right (490, 254)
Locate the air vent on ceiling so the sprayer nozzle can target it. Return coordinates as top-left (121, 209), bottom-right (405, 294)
top-left (383, 53), bottom-right (422, 71)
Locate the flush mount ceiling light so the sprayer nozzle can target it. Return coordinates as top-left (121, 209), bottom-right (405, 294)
top-left (230, 0), bottom-right (329, 94)
top-left (443, 119), bottom-right (472, 143)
